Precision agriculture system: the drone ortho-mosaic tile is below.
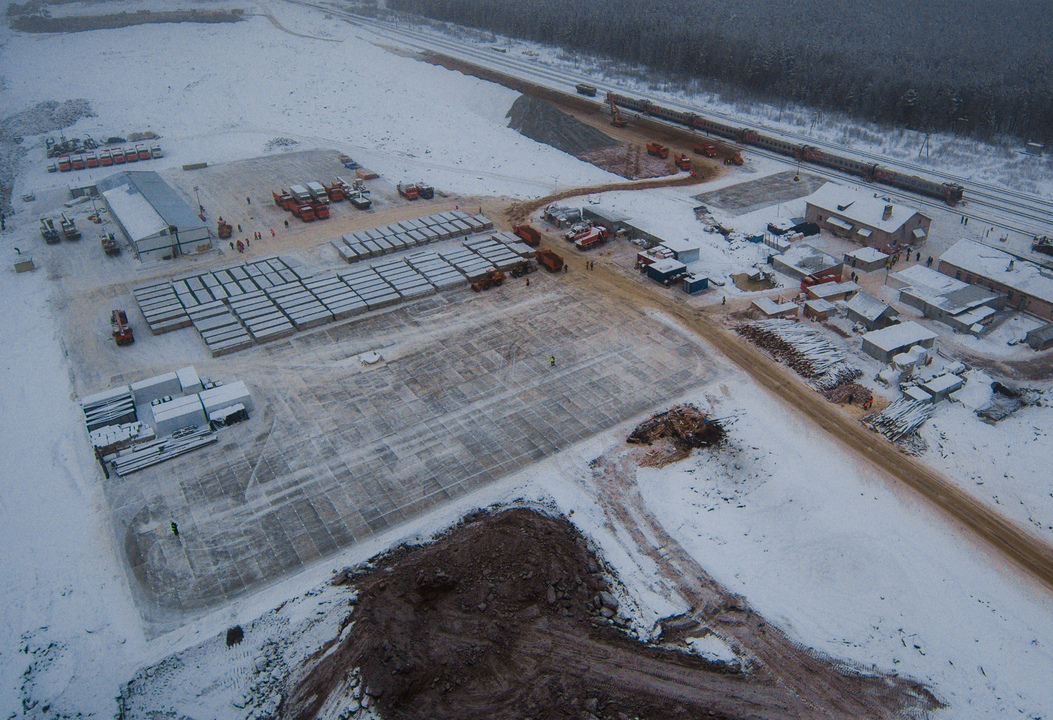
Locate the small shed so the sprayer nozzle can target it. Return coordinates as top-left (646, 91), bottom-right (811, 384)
top-left (1025, 322), bottom-right (1053, 351)
top-left (844, 247), bottom-right (889, 273)
top-left (12, 253), bottom-right (35, 273)
top-left (803, 298), bottom-right (835, 320)
top-left (861, 321), bottom-right (938, 363)
top-left (921, 374), bottom-right (965, 403)
top-left (647, 258), bottom-right (687, 284)
top-left (682, 273), bottom-right (709, 295)
top-left (752, 297), bottom-right (798, 319)
top-left (903, 386), bottom-right (933, 404)
top-left (844, 292), bottom-right (896, 331)
top-left (806, 281), bottom-right (860, 302)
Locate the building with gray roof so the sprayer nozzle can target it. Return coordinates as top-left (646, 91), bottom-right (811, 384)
top-left (97, 171), bottom-right (210, 262)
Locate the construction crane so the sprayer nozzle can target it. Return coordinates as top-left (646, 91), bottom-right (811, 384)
top-left (605, 92), bottom-right (627, 128)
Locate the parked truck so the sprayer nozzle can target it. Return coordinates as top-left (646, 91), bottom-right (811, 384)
top-left (416, 182), bottom-right (435, 200)
top-left (40, 218), bottom-right (60, 244)
top-left (306, 181), bottom-right (329, 204)
top-left (60, 213), bottom-right (81, 240)
top-left (397, 182), bottom-right (419, 200)
top-left (693, 143), bottom-right (718, 157)
top-left (674, 153), bottom-right (692, 171)
top-left (289, 184), bottom-right (312, 205)
top-left (536, 248), bottom-right (564, 273)
top-left (574, 226), bottom-right (609, 251)
top-left (273, 189), bottom-right (295, 210)
top-left (646, 142), bottom-right (670, 159)
top-left (111, 309), bottom-right (134, 346)
top-left (513, 223), bottom-right (541, 246)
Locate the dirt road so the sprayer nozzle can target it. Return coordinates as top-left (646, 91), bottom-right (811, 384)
top-left (559, 244), bottom-right (1053, 594)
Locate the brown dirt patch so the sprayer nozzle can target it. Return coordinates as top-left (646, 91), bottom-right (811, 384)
top-left (285, 507), bottom-right (938, 720)
top-left (627, 404), bottom-right (726, 467)
top-left (9, 8), bottom-right (245, 33)
top-left (580, 143), bottom-right (675, 180)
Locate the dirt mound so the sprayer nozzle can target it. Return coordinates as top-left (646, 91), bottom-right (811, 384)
top-left (286, 507), bottom-right (938, 720)
top-left (507, 94), bottom-right (618, 157)
top-left (579, 143), bottom-right (674, 180)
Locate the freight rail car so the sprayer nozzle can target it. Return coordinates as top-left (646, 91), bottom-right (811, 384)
top-left (606, 92), bottom-right (964, 205)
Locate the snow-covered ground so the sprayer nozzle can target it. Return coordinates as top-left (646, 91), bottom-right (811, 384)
top-left (1, 2), bottom-right (1051, 718)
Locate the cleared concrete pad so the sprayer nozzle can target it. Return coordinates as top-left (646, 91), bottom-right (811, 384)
top-left (107, 278), bottom-right (714, 627)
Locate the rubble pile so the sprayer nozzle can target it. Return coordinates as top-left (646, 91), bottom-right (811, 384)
top-left (823, 382), bottom-right (874, 407)
top-left (627, 404), bottom-right (726, 466)
top-left (737, 319), bottom-right (861, 390)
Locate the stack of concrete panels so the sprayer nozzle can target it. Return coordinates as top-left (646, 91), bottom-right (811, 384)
top-left (333, 213), bottom-right (494, 264)
top-left (303, 275), bottom-right (367, 320)
top-left (176, 366), bottom-right (203, 394)
top-left (439, 246), bottom-right (495, 280)
top-left (489, 231), bottom-right (536, 259)
top-left (81, 385), bottom-right (136, 432)
top-left (187, 300), bottom-right (253, 356)
top-left (339, 266), bottom-right (401, 310)
top-left (464, 237), bottom-right (522, 270)
top-left (228, 291), bottom-right (295, 343)
top-left (372, 260), bottom-right (435, 300)
top-left (151, 395), bottom-right (207, 436)
top-left (133, 282), bottom-right (190, 334)
top-left (405, 251), bottom-right (466, 290)
top-left (265, 281), bottom-right (333, 330)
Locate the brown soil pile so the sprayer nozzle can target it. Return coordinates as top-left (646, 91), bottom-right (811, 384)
top-left (823, 382), bottom-right (874, 407)
top-left (285, 508), bottom-right (938, 720)
top-left (580, 143), bottom-right (675, 180)
top-left (507, 94), bottom-right (618, 157)
top-left (628, 404), bottom-right (726, 467)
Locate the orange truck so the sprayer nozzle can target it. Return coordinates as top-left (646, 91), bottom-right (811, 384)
top-left (646, 142), bottom-right (669, 158)
top-left (693, 143), bottom-right (718, 157)
top-left (536, 248), bottom-right (564, 273)
top-left (674, 153), bottom-right (692, 171)
top-left (574, 226), bottom-right (609, 251)
top-left (513, 224), bottom-right (541, 247)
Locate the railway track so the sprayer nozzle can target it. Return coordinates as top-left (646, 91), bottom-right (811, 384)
top-left (302, 1), bottom-right (1052, 237)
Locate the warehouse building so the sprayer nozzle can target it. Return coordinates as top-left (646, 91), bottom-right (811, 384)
top-left (97, 171), bottom-right (210, 262)
top-left (861, 321), bottom-right (937, 363)
top-left (891, 264), bottom-right (1005, 334)
top-left (804, 183), bottom-right (931, 253)
top-left (938, 239), bottom-right (1053, 321)
top-left (770, 243), bottom-right (842, 281)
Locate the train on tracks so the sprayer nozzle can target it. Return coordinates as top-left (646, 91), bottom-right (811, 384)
top-left (606, 92), bottom-right (965, 206)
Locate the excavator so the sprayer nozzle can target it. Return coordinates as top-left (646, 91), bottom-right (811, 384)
top-left (605, 92), bottom-right (627, 128)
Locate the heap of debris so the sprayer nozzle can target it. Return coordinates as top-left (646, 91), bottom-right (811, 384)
top-left (823, 382), bottom-right (874, 407)
top-left (977, 381), bottom-right (1042, 424)
top-left (737, 319), bottom-right (861, 390)
top-left (627, 404), bottom-right (725, 466)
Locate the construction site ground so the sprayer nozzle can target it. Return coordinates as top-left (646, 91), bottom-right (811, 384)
top-left (695, 170), bottom-right (829, 215)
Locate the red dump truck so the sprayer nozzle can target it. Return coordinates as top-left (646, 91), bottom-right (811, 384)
top-left (513, 224), bottom-right (541, 247)
top-left (536, 248), bottom-right (564, 273)
top-left (574, 226), bottom-right (609, 251)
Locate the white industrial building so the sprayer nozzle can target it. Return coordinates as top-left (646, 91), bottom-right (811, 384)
top-left (97, 171), bottom-right (210, 261)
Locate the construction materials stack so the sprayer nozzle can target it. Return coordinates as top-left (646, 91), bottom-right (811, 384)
top-left (333, 211), bottom-right (492, 264)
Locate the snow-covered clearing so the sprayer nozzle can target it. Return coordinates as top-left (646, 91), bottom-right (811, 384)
top-left (0, 2), bottom-right (1051, 718)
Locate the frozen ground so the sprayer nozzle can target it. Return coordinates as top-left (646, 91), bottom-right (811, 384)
top-left (0, 1), bottom-right (1052, 718)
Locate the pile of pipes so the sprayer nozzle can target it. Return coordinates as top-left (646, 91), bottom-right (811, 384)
top-left (81, 388), bottom-right (137, 431)
top-left (865, 398), bottom-right (934, 446)
top-left (109, 427), bottom-right (216, 476)
top-left (737, 319), bottom-right (861, 390)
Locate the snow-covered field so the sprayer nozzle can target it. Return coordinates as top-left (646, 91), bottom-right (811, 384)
top-left (1, 2), bottom-right (1051, 718)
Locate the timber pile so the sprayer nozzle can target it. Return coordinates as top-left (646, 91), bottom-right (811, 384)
top-left (865, 398), bottom-right (934, 445)
top-left (822, 383), bottom-right (874, 407)
top-left (736, 319), bottom-right (861, 391)
top-left (628, 404), bottom-right (725, 467)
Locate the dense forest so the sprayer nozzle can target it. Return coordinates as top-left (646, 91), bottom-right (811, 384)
top-left (384, 0), bottom-right (1053, 146)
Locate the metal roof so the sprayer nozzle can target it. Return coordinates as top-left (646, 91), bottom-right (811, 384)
top-left (97, 171), bottom-right (206, 241)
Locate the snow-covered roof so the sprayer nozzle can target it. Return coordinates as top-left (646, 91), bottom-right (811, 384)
top-left (846, 247), bottom-right (889, 263)
top-left (97, 171), bottom-right (206, 243)
top-left (649, 258), bottom-right (686, 274)
top-left (806, 183), bottom-right (927, 233)
top-left (845, 291), bottom-right (891, 321)
top-left (777, 243), bottom-right (840, 273)
top-left (808, 281), bottom-right (859, 299)
top-left (923, 374), bottom-right (964, 394)
top-left (660, 237), bottom-right (702, 254)
top-left (102, 184), bottom-right (169, 241)
top-left (805, 298), bottom-right (835, 312)
top-left (862, 321), bottom-right (937, 352)
top-left (752, 297), bottom-right (797, 315)
top-left (940, 239), bottom-right (1053, 306)
top-left (891, 265), bottom-right (963, 294)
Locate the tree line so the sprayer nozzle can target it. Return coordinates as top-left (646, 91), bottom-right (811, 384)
top-left (383, 0), bottom-right (1053, 146)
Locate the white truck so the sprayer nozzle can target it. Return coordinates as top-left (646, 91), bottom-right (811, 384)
top-left (306, 181), bottom-right (329, 204)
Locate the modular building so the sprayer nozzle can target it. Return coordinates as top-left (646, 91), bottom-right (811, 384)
top-left (844, 292), bottom-right (896, 331)
top-left (682, 273), bottom-right (709, 295)
top-left (646, 259), bottom-right (687, 284)
top-left (97, 171), bottom-right (210, 261)
top-left (805, 281), bottom-right (860, 302)
top-left (861, 321), bottom-right (937, 363)
top-left (804, 182), bottom-right (931, 253)
top-left (844, 246), bottom-right (890, 272)
top-left (803, 298), bottom-right (835, 320)
top-left (751, 297), bottom-right (798, 319)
